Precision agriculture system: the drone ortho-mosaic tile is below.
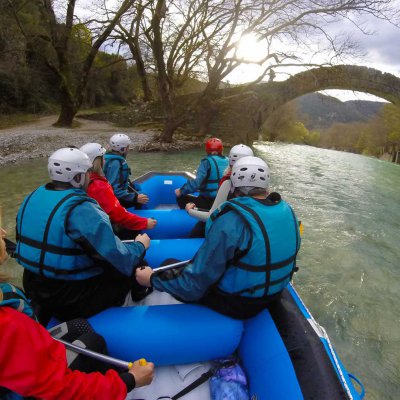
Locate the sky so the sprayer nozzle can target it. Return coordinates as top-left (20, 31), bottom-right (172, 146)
top-left (229, 11), bottom-right (400, 103)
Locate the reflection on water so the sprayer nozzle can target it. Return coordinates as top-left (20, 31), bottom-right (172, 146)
top-left (0, 144), bottom-right (399, 399)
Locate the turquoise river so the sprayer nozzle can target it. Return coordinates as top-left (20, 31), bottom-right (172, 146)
top-left (0, 143), bottom-right (399, 399)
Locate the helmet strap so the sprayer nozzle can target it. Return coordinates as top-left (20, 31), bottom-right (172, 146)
top-left (71, 173), bottom-right (86, 188)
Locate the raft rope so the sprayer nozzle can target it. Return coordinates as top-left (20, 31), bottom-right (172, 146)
top-left (290, 285), bottom-right (355, 400)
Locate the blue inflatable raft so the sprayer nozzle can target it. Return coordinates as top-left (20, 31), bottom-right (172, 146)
top-left (128, 172), bottom-right (199, 239)
top-left (92, 172), bottom-right (364, 399)
top-left (89, 253), bottom-right (363, 398)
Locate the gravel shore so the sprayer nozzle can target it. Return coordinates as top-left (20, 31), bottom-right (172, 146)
top-left (0, 116), bottom-right (154, 166)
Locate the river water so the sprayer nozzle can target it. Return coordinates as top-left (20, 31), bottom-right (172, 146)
top-left (0, 143), bottom-right (399, 399)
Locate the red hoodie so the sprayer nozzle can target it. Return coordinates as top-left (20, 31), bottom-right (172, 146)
top-left (87, 172), bottom-right (148, 231)
top-left (0, 307), bottom-right (127, 400)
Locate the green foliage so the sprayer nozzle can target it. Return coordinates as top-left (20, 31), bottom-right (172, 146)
top-left (304, 130), bottom-right (321, 146)
top-left (383, 104), bottom-right (400, 145)
top-left (0, 1), bottom-right (142, 115)
top-left (262, 101), bottom-right (320, 146)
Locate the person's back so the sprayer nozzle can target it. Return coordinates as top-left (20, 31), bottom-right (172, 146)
top-left (103, 133), bottom-right (149, 209)
top-left (187, 144), bottom-right (254, 222)
top-left (136, 156), bottom-right (301, 319)
top-left (175, 138), bottom-right (229, 211)
top-left (16, 148), bottom-right (150, 323)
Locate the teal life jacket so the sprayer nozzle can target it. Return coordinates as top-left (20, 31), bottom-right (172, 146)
top-left (103, 153), bottom-right (131, 189)
top-left (199, 155), bottom-right (229, 198)
top-left (0, 283), bottom-right (35, 320)
top-left (16, 185), bottom-right (102, 280)
top-left (208, 196), bottom-right (300, 298)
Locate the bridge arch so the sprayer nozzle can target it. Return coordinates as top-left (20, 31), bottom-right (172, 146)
top-left (210, 65), bottom-right (400, 143)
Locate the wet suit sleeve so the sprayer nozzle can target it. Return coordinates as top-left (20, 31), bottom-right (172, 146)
top-left (188, 180), bottom-right (231, 222)
top-left (66, 201), bottom-right (145, 276)
top-left (0, 307), bottom-right (128, 400)
top-left (151, 212), bottom-right (250, 301)
top-left (88, 179), bottom-right (148, 231)
top-left (180, 159), bottom-right (209, 196)
top-left (105, 159), bottom-right (137, 205)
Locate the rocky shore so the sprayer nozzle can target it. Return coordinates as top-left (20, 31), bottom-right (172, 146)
top-left (0, 116), bottom-right (202, 166)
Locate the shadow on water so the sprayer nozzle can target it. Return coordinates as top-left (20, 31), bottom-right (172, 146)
top-left (1, 143), bottom-right (399, 399)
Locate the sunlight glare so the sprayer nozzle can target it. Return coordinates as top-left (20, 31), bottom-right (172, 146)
top-left (236, 34), bottom-right (268, 62)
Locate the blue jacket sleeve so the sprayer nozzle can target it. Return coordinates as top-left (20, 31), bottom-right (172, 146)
top-left (180, 159), bottom-right (209, 195)
top-left (66, 201), bottom-right (145, 276)
top-left (151, 212), bottom-right (251, 301)
top-left (105, 159), bottom-right (137, 204)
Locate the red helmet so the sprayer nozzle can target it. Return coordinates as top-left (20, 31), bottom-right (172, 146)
top-left (205, 137), bottom-right (223, 155)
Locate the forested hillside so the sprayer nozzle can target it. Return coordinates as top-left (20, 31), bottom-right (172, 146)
top-left (296, 93), bottom-right (384, 130)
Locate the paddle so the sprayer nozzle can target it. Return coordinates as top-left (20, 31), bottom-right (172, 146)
top-left (54, 337), bottom-right (147, 369)
top-left (152, 259), bottom-right (191, 273)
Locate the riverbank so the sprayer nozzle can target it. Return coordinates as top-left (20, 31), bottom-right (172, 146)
top-left (0, 116), bottom-right (149, 165)
top-left (0, 115), bottom-right (202, 166)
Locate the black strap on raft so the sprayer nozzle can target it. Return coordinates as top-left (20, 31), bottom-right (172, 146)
top-left (157, 359), bottom-right (237, 400)
top-left (161, 368), bottom-right (215, 400)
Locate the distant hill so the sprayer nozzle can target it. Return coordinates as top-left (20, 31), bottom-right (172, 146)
top-left (294, 93), bottom-right (385, 130)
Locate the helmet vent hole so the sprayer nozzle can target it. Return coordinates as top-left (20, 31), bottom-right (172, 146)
top-left (54, 162), bottom-right (60, 166)
top-left (240, 167), bottom-right (248, 171)
top-left (260, 177), bottom-right (265, 181)
top-left (65, 167), bottom-right (71, 171)
top-left (258, 168), bottom-right (264, 172)
top-left (55, 171), bottom-right (62, 175)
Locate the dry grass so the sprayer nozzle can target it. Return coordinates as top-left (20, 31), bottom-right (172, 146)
top-left (0, 113), bottom-right (40, 130)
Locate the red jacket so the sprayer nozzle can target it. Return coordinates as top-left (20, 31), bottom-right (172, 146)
top-left (219, 170), bottom-right (231, 187)
top-left (0, 307), bottom-right (127, 400)
top-left (87, 172), bottom-right (148, 231)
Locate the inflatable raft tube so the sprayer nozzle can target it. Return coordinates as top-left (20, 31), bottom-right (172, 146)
top-left (134, 171), bottom-right (195, 210)
top-left (146, 238), bottom-right (203, 268)
top-left (88, 304), bottom-right (243, 366)
top-left (129, 172), bottom-right (200, 239)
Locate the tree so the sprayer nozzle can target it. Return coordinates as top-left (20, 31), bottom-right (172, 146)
top-left (136, 0), bottom-right (398, 142)
top-left (114, 0), bottom-right (154, 101)
top-left (383, 104), bottom-right (400, 154)
top-left (7, 0), bottom-right (135, 127)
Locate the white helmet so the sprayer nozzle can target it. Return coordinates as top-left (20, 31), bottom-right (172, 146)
top-left (110, 133), bottom-right (131, 153)
top-left (79, 143), bottom-right (106, 164)
top-left (229, 144), bottom-right (254, 167)
top-left (48, 148), bottom-right (91, 188)
top-left (231, 156), bottom-right (270, 190)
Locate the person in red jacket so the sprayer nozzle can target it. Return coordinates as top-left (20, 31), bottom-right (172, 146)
top-left (80, 143), bottom-right (157, 238)
top-left (0, 228), bottom-right (154, 399)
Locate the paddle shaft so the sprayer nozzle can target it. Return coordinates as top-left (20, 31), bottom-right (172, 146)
top-left (54, 337), bottom-right (132, 370)
top-left (152, 259), bottom-right (190, 272)
top-left (128, 182), bottom-right (139, 195)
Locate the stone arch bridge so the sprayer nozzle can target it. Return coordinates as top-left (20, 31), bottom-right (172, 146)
top-left (202, 65), bottom-right (400, 143)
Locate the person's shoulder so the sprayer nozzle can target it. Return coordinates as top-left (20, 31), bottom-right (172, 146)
top-left (214, 206), bottom-right (243, 226)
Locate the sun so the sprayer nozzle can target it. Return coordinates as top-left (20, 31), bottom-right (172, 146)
top-left (236, 34), bottom-right (269, 63)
